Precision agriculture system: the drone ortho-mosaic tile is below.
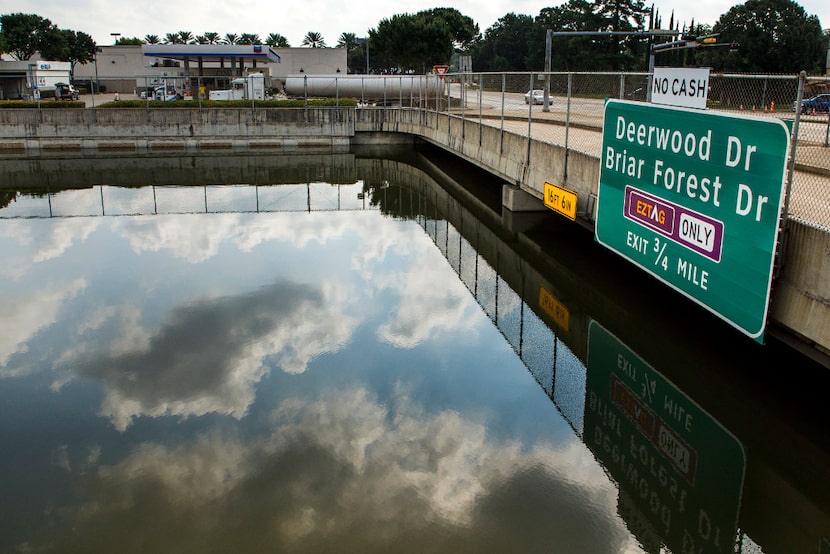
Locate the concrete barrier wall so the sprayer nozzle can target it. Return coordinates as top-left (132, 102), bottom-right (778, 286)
top-left (361, 109), bottom-right (600, 224)
top-left (0, 107), bottom-right (356, 153)
top-left (770, 220), bottom-right (830, 355)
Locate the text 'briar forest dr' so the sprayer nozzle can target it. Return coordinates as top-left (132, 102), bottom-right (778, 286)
top-left (595, 100), bottom-right (790, 340)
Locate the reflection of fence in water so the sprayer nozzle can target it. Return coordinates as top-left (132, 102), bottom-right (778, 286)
top-left (0, 183), bottom-right (379, 218)
top-left (1, 179), bottom-right (589, 436)
top-left (409, 178), bottom-right (588, 436)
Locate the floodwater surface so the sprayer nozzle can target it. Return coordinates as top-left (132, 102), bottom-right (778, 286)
top-left (0, 149), bottom-right (827, 553)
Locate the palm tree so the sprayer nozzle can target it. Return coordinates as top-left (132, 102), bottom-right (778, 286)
top-left (203, 32), bottom-right (221, 44)
top-left (266, 33), bottom-right (289, 47)
top-left (223, 33), bottom-right (239, 45)
top-left (177, 31), bottom-right (194, 44)
top-left (163, 32), bottom-right (180, 44)
top-left (238, 33), bottom-right (261, 45)
top-left (301, 31), bottom-right (326, 48)
top-left (144, 34), bottom-right (160, 44)
top-left (337, 32), bottom-right (358, 51)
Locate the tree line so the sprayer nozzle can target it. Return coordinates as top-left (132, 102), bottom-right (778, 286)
top-left (2, 1), bottom-right (828, 76)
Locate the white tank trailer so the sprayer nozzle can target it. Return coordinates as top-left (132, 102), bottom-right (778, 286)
top-left (283, 74), bottom-right (445, 102)
top-left (209, 73), bottom-right (266, 101)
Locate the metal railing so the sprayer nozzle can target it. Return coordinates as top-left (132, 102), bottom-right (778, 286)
top-left (347, 70), bottom-right (830, 231)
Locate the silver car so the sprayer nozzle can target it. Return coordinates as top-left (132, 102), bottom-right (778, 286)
top-left (524, 89), bottom-right (546, 105)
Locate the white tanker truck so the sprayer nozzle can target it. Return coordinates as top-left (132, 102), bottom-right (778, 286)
top-left (283, 74), bottom-right (446, 103)
top-left (209, 73), bottom-right (266, 101)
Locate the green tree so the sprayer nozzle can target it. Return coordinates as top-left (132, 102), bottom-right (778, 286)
top-left (144, 34), bottom-right (160, 44)
top-left (0, 12), bottom-right (60, 60)
top-left (115, 36), bottom-right (143, 45)
top-left (202, 32), bottom-right (221, 44)
top-left (425, 8), bottom-right (479, 50)
top-left (471, 13), bottom-right (534, 71)
top-left (302, 31), bottom-right (326, 47)
top-left (266, 33), bottom-right (289, 47)
top-left (594, 0), bottom-right (651, 69)
top-left (238, 33), bottom-right (260, 45)
top-left (177, 31), bottom-right (194, 44)
top-left (708, 0), bottom-right (827, 73)
top-left (370, 8), bottom-right (479, 72)
top-left (337, 32), bottom-right (358, 50)
top-left (61, 29), bottom-right (95, 77)
top-left (337, 32), bottom-right (363, 73)
top-left (223, 33), bottom-right (239, 45)
top-left (163, 32), bottom-right (180, 44)
top-left (527, 1), bottom-right (608, 70)
top-left (37, 28), bottom-right (68, 60)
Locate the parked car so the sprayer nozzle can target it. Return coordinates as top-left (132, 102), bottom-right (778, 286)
top-left (54, 82), bottom-right (79, 101)
top-left (524, 89), bottom-right (546, 105)
top-left (793, 93), bottom-right (830, 114)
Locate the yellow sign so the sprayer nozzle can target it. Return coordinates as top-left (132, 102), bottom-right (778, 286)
top-left (538, 287), bottom-right (570, 332)
top-left (543, 181), bottom-right (577, 220)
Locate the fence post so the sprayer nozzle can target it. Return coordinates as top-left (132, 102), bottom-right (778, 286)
top-left (500, 73), bottom-right (506, 155)
top-left (303, 74), bottom-right (308, 122)
top-left (526, 73), bottom-right (534, 168)
top-left (461, 72), bottom-right (466, 141)
top-left (825, 108), bottom-right (830, 148)
top-left (479, 72), bottom-right (483, 147)
top-left (784, 71), bottom-right (806, 221)
top-left (446, 76), bottom-right (451, 135)
top-left (777, 71), bottom-right (807, 276)
top-left (564, 72), bottom-right (573, 179)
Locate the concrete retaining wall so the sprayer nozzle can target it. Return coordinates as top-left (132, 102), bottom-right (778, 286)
top-left (357, 109), bottom-right (600, 226)
top-left (0, 107), bottom-right (356, 154)
top-left (770, 220), bottom-right (830, 356)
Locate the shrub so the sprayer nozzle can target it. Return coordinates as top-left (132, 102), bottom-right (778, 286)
top-left (94, 98), bottom-right (359, 108)
top-left (0, 100), bottom-right (84, 108)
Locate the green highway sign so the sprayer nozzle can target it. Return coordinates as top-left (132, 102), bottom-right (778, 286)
top-left (595, 99), bottom-right (791, 341)
top-left (585, 321), bottom-right (745, 554)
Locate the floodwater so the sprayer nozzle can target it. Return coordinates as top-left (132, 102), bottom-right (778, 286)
top-left (0, 146), bottom-right (827, 553)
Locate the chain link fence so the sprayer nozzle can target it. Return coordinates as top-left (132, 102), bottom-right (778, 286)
top-left (442, 71), bottom-right (830, 231)
top-left (8, 68), bottom-right (828, 230)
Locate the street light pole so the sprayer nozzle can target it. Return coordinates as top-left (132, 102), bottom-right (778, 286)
top-left (111, 32), bottom-right (121, 45)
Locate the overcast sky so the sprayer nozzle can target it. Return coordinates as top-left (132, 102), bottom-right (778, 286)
top-left (5, 0), bottom-right (829, 55)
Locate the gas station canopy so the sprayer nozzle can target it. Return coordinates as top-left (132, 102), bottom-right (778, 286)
top-left (141, 44), bottom-right (281, 64)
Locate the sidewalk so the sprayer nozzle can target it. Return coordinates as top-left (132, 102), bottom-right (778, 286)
top-left (471, 105), bottom-right (830, 229)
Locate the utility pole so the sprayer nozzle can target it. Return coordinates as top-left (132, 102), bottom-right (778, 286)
top-left (543, 29), bottom-right (552, 112)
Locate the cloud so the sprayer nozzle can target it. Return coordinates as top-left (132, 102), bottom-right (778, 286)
top-left (113, 211), bottom-right (373, 264)
top-left (78, 279), bottom-right (356, 430)
top-left (0, 279), bottom-right (86, 372)
top-left (375, 261), bottom-right (479, 348)
top-left (0, 218), bottom-right (100, 270)
top-left (27, 385), bottom-right (639, 552)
